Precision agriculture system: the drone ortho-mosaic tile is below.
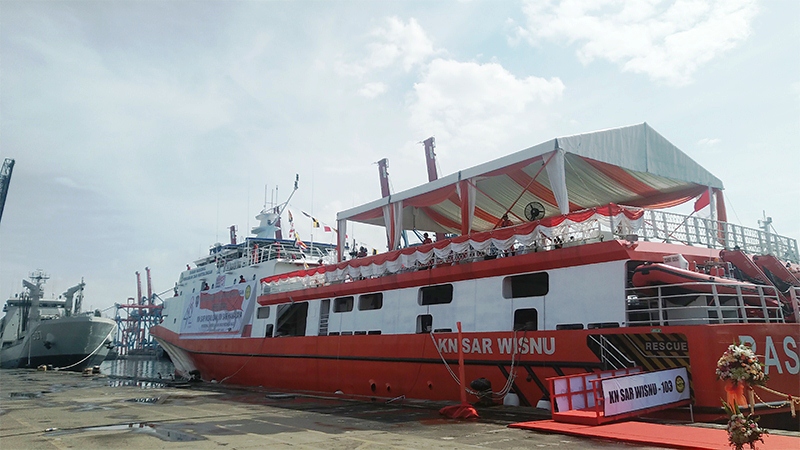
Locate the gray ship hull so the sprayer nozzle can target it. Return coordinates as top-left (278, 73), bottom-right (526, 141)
top-left (0, 315), bottom-right (115, 371)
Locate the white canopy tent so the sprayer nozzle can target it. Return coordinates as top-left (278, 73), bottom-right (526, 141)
top-left (336, 123), bottom-right (726, 259)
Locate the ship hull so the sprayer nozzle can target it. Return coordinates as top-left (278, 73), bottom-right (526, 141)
top-left (1, 315), bottom-right (116, 371)
top-left (152, 322), bottom-right (799, 421)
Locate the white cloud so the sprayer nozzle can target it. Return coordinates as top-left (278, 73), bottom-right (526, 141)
top-left (697, 138), bottom-right (721, 146)
top-left (366, 17), bottom-right (437, 72)
top-left (408, 59), bottom-right (565, 155)
top-left (337, 17), bottom-right (439, 77)
top-left (358, 82), bottom-right (388, 98)
top-left (515, 0), bottom-right (759, 86)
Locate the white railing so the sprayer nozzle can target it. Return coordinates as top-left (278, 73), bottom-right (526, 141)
top-left (625, 282), bottom-right (785, 326)
top-left (253, 206), bottom-right (797, 295)
top-left (212, 242), bottom-right (334, 273)
top-left (636, 209), bottom-right (798, 263)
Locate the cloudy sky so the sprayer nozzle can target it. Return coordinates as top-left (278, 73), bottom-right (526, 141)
top-left (1, 0), bottom-right (798, 313)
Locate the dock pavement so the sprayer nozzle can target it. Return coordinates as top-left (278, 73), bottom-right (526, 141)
top-left (0, 368), bottom-right (694, 449)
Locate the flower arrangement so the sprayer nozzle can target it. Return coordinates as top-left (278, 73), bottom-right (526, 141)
top-left (723, 401), bottom-right (768, 450)
top-left (716, 342), bottom-right (768, 386)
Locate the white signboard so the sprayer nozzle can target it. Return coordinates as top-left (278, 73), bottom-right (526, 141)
top-left (602, 367), bottom-right (689, 417)
top-left (181, 281), bottom-right (255, 335)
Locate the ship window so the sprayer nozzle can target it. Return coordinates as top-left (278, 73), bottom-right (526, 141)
top-left (503, 272), bottom-right (549, 298)
top-left (257, 306), bottom-right (270, 319)
top-left (513, 308), bottom-right (538, 331)
top-left (275, 302), bottom-right (308, 337)
top-left (556, 323), bottom-right (584, 330)
top-left (333, 296), bottom-right (354, 313)
top-left (416, 314), bottom-right (433, 333)
top-left (358, 293), bottom-right (383, 311)
top-left (588, 322), bottom-right (619, 329)
top-left (419, 284), bottom-right (453, 305)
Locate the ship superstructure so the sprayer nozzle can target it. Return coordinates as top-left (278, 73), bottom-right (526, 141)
top-left (152, 124), bottom-right (799, 421)
top-left (1, 270), bottom-right (116, 370)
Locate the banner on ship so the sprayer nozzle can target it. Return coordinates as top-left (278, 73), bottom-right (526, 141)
top-left (180, 281), bottom-right (255, 334)
top-left (602, 367), bottom-right (689, 417)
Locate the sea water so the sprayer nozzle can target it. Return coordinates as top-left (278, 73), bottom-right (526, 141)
top-left (100, 358), bottom-right (175, 380)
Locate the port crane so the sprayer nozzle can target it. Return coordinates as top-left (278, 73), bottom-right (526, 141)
top-left (113, 267), bottom-right (166, 357)
top-left (0, 158), bottom-right (15, 225)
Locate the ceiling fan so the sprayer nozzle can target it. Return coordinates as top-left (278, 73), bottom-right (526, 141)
top-left (524, 201), bottom-right (546, 221)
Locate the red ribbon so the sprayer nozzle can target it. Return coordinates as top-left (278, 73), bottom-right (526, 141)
top-left (725, 381), bottom-right (747, 407)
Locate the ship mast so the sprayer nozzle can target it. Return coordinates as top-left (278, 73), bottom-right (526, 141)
top-left (22, 270), bottom-right (48, 331)
top-left (422, 138), bottom-right (446, 242)
top-left (62, 279), bottom-right (85, 316)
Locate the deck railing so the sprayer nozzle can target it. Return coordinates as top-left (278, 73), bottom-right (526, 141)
top-left (258, 206), bottom-right (798, 295)
top-left (625, 282), bottom-right (786, 326)
top-left (635, 209), bottom-right (798, 263)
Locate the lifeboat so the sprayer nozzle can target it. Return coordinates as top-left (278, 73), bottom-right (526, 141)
top-left (752, 254), bottom-right (800, 288)
top-left (631, 262), bottom-right (773, 305)
top-left (720, 249), bottom-right (771, 285)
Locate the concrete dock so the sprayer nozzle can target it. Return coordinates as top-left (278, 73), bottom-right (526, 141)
top-left (0, 368), bottom-right (683, 449)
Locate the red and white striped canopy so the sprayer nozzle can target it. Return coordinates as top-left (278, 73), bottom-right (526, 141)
top-left (337, 123), bottom-right (723, 252)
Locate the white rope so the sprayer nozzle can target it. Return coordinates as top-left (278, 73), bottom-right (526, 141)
top-left (219, 326), bottom-right (273, 384)
top-left (429, 329), bottom-right (519, 398)
top-left (53, 324), bottom-right (116, 371)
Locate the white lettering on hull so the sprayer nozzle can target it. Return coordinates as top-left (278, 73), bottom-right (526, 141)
top-left (738, 335), bottom-right (800, 375)
top-left (436, 337), bottom-right (555, 355)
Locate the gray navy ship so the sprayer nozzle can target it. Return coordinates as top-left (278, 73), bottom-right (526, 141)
top-left (0, 270), bottom-right (116, 371)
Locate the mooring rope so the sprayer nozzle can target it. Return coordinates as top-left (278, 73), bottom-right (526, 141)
top-left (429, 329), bottom-right (519, 398)
top-left (52, 324), bottom-right (116, 371)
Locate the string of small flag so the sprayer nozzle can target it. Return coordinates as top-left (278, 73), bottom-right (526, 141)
top-left (285, 207), bottom-right (374, 256)
top-left (285, 208), bottom-right (340, 250)
top-left (300, 210), bottom-right (334, 233)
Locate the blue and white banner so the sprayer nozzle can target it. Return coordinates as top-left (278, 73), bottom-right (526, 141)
top-left (602, 367), bottom-right (689, 417)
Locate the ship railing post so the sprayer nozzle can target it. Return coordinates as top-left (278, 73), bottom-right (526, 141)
top-left (742, 227), bottom-right (750, 254)
top-left (657, 286), bottom-right (665, 326)
top-left (661, 212), bottom-right (670, 243)
top-left (710, 286), bottom-right (722, 324)
top-left (645, 210), bottom-right (656, 241)
top-left (729, 222), bottom-right (738, 250)
top-left (691, 215), bottom-right (701, 245)
top-left (732, 285), bottom-right (747, 324)
top-left (712, 283), bottom-right (726, 323)
top-left (682, 213), bottom-right (692, 244)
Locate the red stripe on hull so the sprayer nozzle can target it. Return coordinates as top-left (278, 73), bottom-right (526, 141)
top-left (151, 323), bottom-right (800, 419)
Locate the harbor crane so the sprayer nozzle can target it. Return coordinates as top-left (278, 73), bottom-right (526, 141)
top-left (0, 158), bottom-right (15, 225)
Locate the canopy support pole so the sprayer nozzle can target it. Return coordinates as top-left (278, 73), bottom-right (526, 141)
top-left (495, 150), bottom-right (558, 228)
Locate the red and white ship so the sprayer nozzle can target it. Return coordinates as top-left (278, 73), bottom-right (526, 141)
top-left (151, 123), bottom-right (799, 422)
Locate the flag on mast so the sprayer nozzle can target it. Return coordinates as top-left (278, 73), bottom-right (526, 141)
top-left (295, 231), bottom-right (308, 250)
top-left (694, 189), bottom-right (711, 212)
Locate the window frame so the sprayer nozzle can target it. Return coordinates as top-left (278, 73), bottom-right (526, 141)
top-left (503, 272), bottom-right (549, 299)
top-left (333, 296), bottom-right (354, 313)
top-left (358, 293), bottom-right (383, 311)
top-left (419, 284), bottom-right (453, 305)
